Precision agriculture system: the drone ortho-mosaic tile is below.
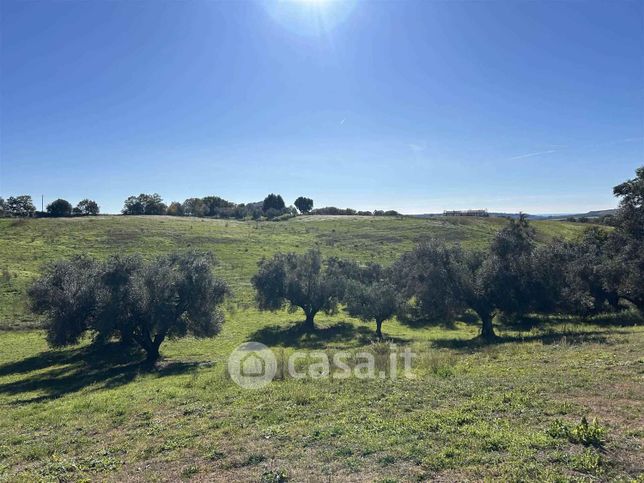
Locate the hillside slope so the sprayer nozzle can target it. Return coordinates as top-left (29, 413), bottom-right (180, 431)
top-left (0, 215), bottom-right (595, 330)
top-left (0, 216), bottom-right (641, 481)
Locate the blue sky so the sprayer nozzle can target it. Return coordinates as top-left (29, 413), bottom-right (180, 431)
top-left (1, 0), bottom-right (642, 214)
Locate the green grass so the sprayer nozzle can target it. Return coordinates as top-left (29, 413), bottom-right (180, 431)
top-left (1, 215), bottom-right (641, 481)
top-left (0, 215), bottom-right (592, 329)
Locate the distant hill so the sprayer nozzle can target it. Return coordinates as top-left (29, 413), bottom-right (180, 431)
top-left (412, 209), bottom-right (617, 220)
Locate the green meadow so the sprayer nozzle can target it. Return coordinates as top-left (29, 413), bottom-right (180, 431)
top-left (0, 216), bottom-right (642, 481)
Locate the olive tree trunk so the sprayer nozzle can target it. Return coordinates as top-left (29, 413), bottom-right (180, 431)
top-left (479, 311), bottom-right (497, 340)
top-left (303, 309), bottom-right (317, 332)
top-left (375, 319), bottom-right (384, 340)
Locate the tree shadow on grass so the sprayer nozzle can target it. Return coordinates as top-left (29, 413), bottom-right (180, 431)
top-left (0, 343), bottom-right (198, 404)
top-left (431, 328), bottom-right (633, 351)
top-left (248, 320), bottom-right (410, 349)
top-left (396, 310), bottom-right (481, 330)
top-left (504, 310), bottom-right (644, 331)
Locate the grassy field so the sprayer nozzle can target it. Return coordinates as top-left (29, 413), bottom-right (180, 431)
top-left (0, 215), bottom-right (592, 330)
top-left (0, 216), bottom-right (642, 481)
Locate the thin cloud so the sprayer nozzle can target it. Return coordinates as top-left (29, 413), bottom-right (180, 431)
top-left (509, 149), bottom-right (559, 160)
top-left (510, 136), bottom-right (643, 161)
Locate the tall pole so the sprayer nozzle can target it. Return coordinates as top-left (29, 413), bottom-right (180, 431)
top-left (41, 195), bottom-right (44, 212)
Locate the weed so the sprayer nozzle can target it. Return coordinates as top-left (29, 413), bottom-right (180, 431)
top-left (261, 469), bottom-right (288, 482)
top-left (570, 417), bottom-right (606, 447)
top-left (570, 448), bottom-right (603, 475)
top-left (548, 417), bottom-right (606, 447)
top-left (181, 464), bottom-right (199, 478)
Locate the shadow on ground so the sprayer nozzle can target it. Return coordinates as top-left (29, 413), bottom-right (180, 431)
top-left (503, 310), bottom-right (644, 331)
top-left (248, 320), bottom-right (409, 349)
top-left (0, 343), bottom-right (198, 404)
top-left (431, 328), bottom-right (634, 351)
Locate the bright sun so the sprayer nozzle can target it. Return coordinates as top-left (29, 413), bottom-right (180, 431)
top-left (266, 0), bottom-right (356, 36)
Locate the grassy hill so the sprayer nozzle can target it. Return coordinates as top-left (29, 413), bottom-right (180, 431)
top-left (0, 215), bottom-right (641, 481)
top-left (0, 215), bottom-right (593, 330)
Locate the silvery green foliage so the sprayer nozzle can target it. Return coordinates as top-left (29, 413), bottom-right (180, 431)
top-left (252, 249), bottom-right (345, 329)
top-left (29, 251), bottom-right (229, 361)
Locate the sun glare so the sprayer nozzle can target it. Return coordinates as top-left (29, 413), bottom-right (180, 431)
top-left (265, 0), bottom-right (356, 36)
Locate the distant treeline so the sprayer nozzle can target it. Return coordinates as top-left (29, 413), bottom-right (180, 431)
top-left (120, 193), bottom-right (400, 220)
top-left (0, 196), bottom-right (99, 218)
top-left (0, 192), bottom-right (401, 220)
top-left (564, 214), bottom-right (616, 226)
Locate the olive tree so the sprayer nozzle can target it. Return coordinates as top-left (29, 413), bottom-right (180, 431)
top-left (545, 229), bottom-right (619, 314)
top-left (613, 165), bottom-right (644, 239)
top-left (465, 216), bottom-right (538, 338)
top-left (341, 262), bottom-right (400, 339)
top-left (604, 235), bottom-right (644, 312)
top-left (606, 165), bottom-right (644, 311)
top-left (28, 256), bottom-right (103, 346)
top-left (28, 251), bottom-right (230, 363)
top-left (252, 249), bottom-right (344, 331)
top-left (392, 217), bottom-right (540, 340)
top-left (392, 238), bottom-right (469, 324)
